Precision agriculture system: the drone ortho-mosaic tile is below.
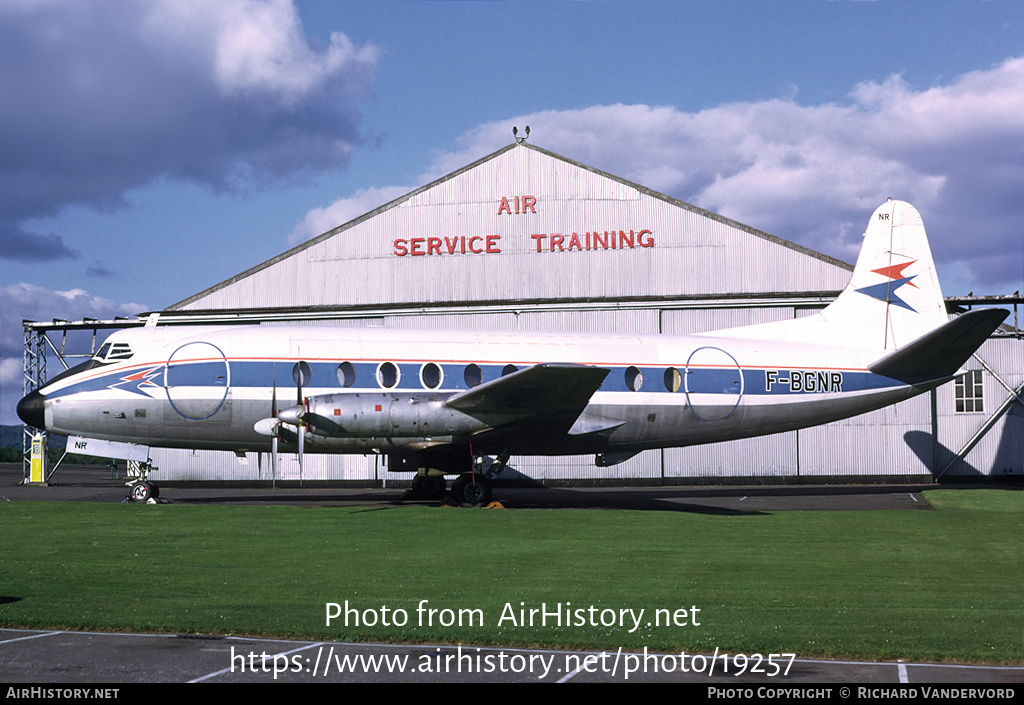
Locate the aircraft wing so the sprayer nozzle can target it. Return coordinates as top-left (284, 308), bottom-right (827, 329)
top-left (445, 363), bottom-right (610, 436)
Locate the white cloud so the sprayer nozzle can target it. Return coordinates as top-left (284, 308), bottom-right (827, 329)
top-left (146, 0), bottom-right (378, 107)
top-left (287, 186), bottom-right (411, 244)
top-left (373, 57), bottom-right (1023, 294)
top-left (0, 358), bottom-right (21, 400)
top-left (1, 282), bottom-right (145, 354)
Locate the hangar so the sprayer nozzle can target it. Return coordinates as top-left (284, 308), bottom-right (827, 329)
top-left (21, 140), bottom-right (1023, 485)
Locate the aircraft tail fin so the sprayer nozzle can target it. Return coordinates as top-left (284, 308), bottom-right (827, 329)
top-left (706, 199), bottom-right (952, 351)
top-left (818, 199), bottom-right (948, 350)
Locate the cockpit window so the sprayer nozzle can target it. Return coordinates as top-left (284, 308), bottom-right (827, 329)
top-left (93, 342), bottom-right (133, 362)
top-left (107, 343), bottom-right (134, 360)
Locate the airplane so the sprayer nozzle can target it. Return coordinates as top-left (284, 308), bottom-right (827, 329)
top-left (17, 200), bottom-right (1008, 504)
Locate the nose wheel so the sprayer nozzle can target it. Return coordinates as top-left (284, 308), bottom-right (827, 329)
top-left (127, 481), bottom-right (159, 503)
top-left (124, 461), bottom-right (161, 503)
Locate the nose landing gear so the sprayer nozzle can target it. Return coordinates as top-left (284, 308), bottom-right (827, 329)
top-left (127, 480), bottom-right (159, 503)
top-left (124, 461), bottom-right (163, 503)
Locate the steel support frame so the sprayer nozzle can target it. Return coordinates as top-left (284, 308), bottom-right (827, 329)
top-left (22, 327), bottom-right (46, 483)
top-left (20, 324), bottom-right (102, 483)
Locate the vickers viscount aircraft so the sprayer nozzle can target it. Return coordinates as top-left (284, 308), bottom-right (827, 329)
top-left (18, 200), bottom-right (1008, 504)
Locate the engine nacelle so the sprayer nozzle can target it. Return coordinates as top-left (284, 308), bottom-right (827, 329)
top-left (299, 392), bottom-right (488, 438)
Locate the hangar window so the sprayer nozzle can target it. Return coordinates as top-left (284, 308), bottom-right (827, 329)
top-left (464, 364), bottom-right (482, 388)
top-left (377, 362), bottom-right (400, 389)
top-left (625, 366), bottom-right (643, 392)
top-left (502, 364), bottom-right (518, 377)
top-left (954, 370), bottom-right (984, 413)
top-left (421, 362), bottom-right (443, 389)
top-left (664, 367), bottom-right (681, 393)
top-left (336, 362), bottom-right (356, 388)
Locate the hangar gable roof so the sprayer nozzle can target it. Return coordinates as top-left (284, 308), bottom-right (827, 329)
top-left (170, 142), bottom-right (852, 312)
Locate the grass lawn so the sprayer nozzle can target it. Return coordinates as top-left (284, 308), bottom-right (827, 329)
top-left (0, 489), bottom-right (1020, 663)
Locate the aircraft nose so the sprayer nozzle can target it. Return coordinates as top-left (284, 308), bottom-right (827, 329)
top-left (17, 390), bottom-right (46, 429)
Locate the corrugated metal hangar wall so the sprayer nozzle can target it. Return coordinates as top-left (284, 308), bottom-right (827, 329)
top-left (148, 142), bottom-right (1021, 484)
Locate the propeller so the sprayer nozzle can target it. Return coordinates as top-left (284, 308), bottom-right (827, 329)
top-left (291, 361), bottom-right (311, 482)
top-left (252, 376), bottom-right (281, 486)
top-left (254, 361), bottom-right (312, 481)
top-left (271, 381), bottom-right (278, 485)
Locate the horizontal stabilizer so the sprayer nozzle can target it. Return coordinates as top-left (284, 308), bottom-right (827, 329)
top-left (446, 363), bottom-right (609, 432)
top-left (868, 308), bottom-right (1008, 384)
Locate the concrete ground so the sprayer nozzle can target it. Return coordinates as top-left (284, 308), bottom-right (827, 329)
top-left (1, 462), bottom-right (938, 512)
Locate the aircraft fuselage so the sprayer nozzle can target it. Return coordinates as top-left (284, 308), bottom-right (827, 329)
top-left (20, 323), bottom-right (922, 461)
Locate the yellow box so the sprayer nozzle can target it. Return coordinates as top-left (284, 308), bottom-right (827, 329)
top-left (30, 435), bottom-right (44, 484)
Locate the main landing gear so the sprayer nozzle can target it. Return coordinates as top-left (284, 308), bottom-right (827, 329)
top-left (451, 473), bottom-right (492, 506)
top-left (411, 472), bottom-right (448, 501)
top-left (407, 451), bottom-right (510, 507)
top-left (409, 470), bottom-right (493, 506)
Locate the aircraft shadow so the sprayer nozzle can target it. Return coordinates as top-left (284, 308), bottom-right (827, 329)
top-left (165, 483), bottom-right (940, 514)
top-left (162, 487), bottom-right (769, 515)
top-left (904, 427), bottom-right (1023, 480)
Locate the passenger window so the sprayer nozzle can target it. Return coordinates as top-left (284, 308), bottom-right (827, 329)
top-left (421, 363), bottom-right (443, 389)
top-left (464, 364), bottom-right (482, 388)
top-left (664, 367), bottom-right (681, 392)
top-left (377, 362), bottom-right (400, 389)
top-left (625, 366), bottom-right (643, 392)
top-left (292, 361), bottom-right (312, 387)
top-left (337, 362), bottom-right (356, 388)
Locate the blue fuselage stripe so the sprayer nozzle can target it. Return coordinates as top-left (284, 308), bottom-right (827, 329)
top-left (46, 359), bottom-right (906, 399)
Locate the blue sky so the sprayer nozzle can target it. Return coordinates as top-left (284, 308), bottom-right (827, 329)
top-left (2, 1), bottom-right (1022, 423)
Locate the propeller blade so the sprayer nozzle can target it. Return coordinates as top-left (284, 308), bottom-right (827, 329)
top-left (271, 433), bottom-right (278, 487)
top-left (269, 372), bottom-right (280, 486)
top-left (297, 421), bottom-right (304, 480)
top-left (293, 361), bottom-right (311, 405)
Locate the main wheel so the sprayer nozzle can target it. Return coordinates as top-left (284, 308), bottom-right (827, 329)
top-left (411, 473), bottom-right (447, 500)
top-left (452, 474), bottom-right (492, 506)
